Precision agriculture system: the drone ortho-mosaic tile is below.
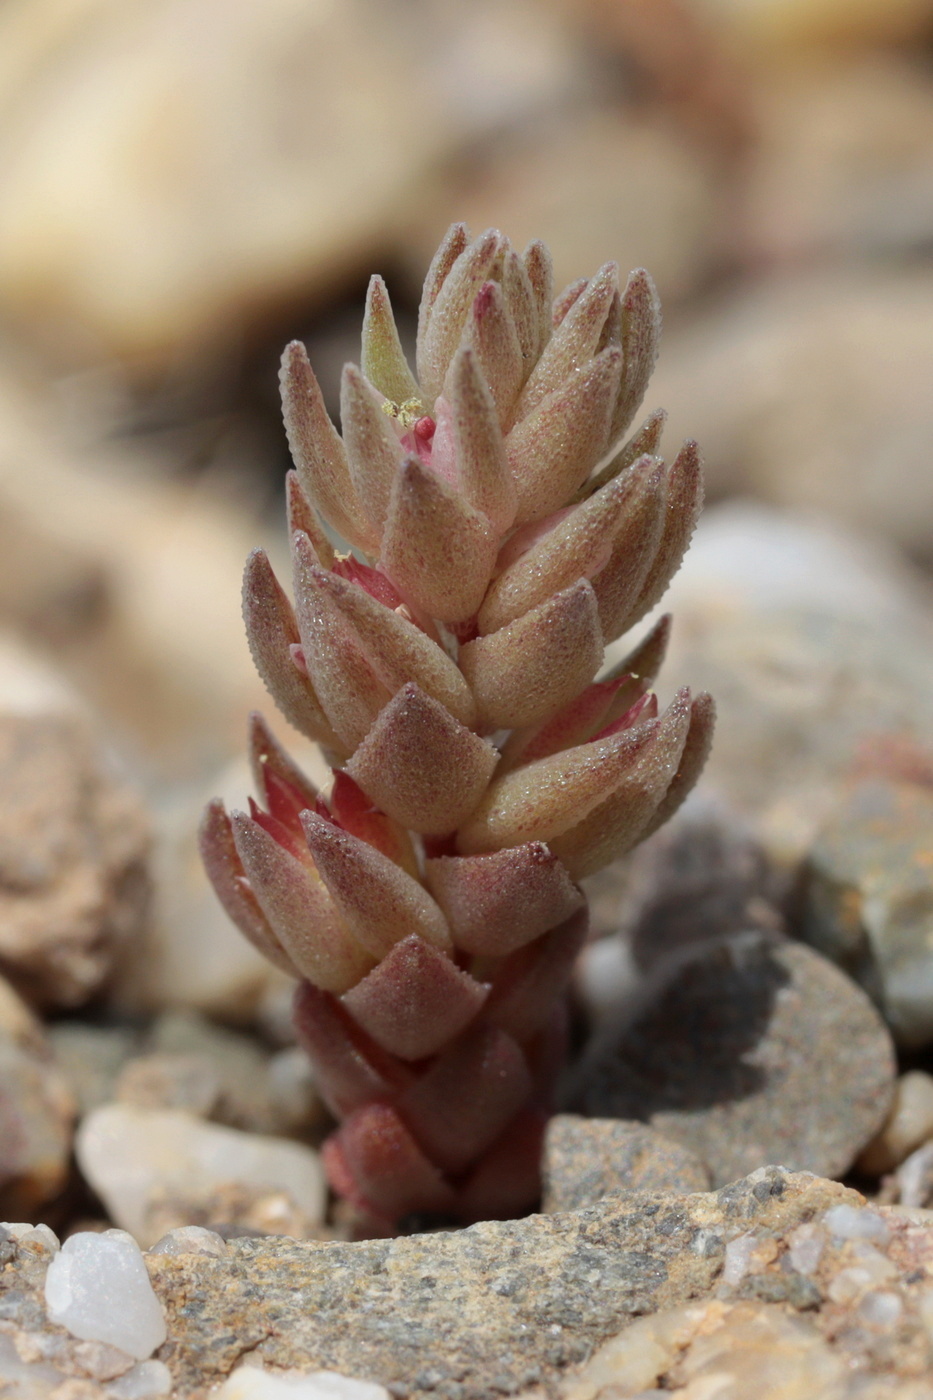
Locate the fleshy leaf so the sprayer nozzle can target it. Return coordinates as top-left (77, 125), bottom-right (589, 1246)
top-left (478, 464), bottom-right (652, 635)
top-left (459, 579), bottom-right (603, 732)
top-left (292, 533), bottom-right (391, 752)
top-left (590, 456), bottom-right (668, 644)
top-left (301, 810), bottom-right (453, 959)
top-left (456, 718), bottom-right (658, 855)
top-left (508, 347), bottom-right (621, 523)
top-left (242, 548), bottom-right (344, 751)
top-left (424, 843), bottom-right (584, 957)
top-left (340, 363), bottom-right (407, 537)
top-left (280, 341), bottom-right (377, 554)
top-left (328, 770), bottom-right (418, 880)
top-left (399, 1023), bottom-right (532, 1175)
top-left (612, 267), bottom-right (662, 441)
top-left (513, 262), bottom-right (619, 424)
top-left (292, 983), bottom-right (413, 1118)
top-left (342, 935), bottom-right (489, 1061)
top-left (549, 688), bottom-right (694, 878)
top-left (380, 456), bottom-right (499, 624)
top-left (307, 561), bottom-right (477, 729)
top-left (347, 684), bottom-right (499, 835)
top-left (573, 406), bottom-right (667, 504)
top-left (324, 1104), bottom-right (457, 1220)
top-left (617, 440), bottom-right (703, 635)
top-left (416, 222), bottom-right (471, 389)
top-left (198, 800), bottom-right (297, 977)
top-left (285, 470), bottom-right (334, 569)
top-left (640, 691), bottom-right (716, 840)
top-left (231, 812), bottom-right (374, 992)
top-left (486, 908), bottom-right (588, 1042)
top-left (361, 274), bottom-right (421, 407)
top-left (417, 228), bottom-right (504, 404)
top-left (522, 239), bottom-right (553, 352)
top-left (466, 280), bottom-right (523, 427)
top-left (433, 346), bottom-right (516, 533)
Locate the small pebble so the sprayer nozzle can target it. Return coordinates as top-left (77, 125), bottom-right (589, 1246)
top-left (857, 1070), bottom-right (933, 1175)
top-left (216, 1365), bottom-right (390, 1400)
top-left (786, 1224), bottom-right (825, 1276)
top-left (896, 1139), bottom-right (933, 1209)
top-left (149, 1226), bottom-right (228, 1257)
top-left (858, 1290), bottom-right (904, 1330)
top-left (73, 1340), bottom-right (135, 1381)
top-left (822, 1204), bottom-right (890, 1244)
top-left (1, 1222), bottom-right (60, 1252)
top-left (44, 1229), bottom-right (167, 1359)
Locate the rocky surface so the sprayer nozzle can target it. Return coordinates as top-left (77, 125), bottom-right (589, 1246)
top-left (542, 1116), bottom-right (709, 1213)
top-left (800, 780), bottom-right (933, 1050)
top-left (569, 931), bottom-right (896, 1187)
top-left (0, 671), bottom-right (150, 1009)
top-left (4, 1168), bottom-right (933, 1399)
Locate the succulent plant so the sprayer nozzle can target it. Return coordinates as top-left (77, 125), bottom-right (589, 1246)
top-left (200, 224), bottom-right (714, 1230)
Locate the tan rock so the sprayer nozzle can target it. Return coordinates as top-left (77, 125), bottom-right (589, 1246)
top-left (404, 106), bottom-right (722, 306)
top-left (0, 0), bottom-right (450, 371)
top-left (0, 646), bottom-right (150, 1009)
top-left (0, 974), bottom-right (76, 1217)
top-left (859, 1072), bottom-right (933, 1175)
top-left (744, 58), bottom-right (933, 265)
top-left (686, 0), bottom-right (933, 51)
top-left (651, 270), bottom-right (933, 560)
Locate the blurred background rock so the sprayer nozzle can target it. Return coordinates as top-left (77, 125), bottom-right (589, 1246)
top-left (3, 0), bottom-right (933, 1227)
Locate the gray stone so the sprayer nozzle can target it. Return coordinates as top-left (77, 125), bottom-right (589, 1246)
top-left (630, 504), bottom-right (933, 878)
top-left (799, 780), bottom-right (933, 1049)
top-left (568, 932), bottom-right (896, 1187)
top-left (47, 1023), bottom-right (141, 1119)
top-left (583, 796), bottom-right (782, 956)
top-left (541, 1116), bottom-right (709, 1213)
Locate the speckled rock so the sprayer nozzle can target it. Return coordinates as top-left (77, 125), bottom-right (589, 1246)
top-left (569, 931), bottom-right (896, 1187)
top-left (542, 1116), bottom-right (709, 1213)
top-left (4, 1170), bottom-right (932, 1399)
top-left (139, 1170), bottom-right (867, 1396)
top-left (800, 780), bottom-right (933, 1049)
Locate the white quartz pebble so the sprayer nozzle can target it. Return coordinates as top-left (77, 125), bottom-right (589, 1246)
top-left (216, 1364), bottom-right (391, 1400)
top-left (44, 1229), bottom-right (167, 1360)
top-left (822, 1205), bottom-right (890, 1244)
